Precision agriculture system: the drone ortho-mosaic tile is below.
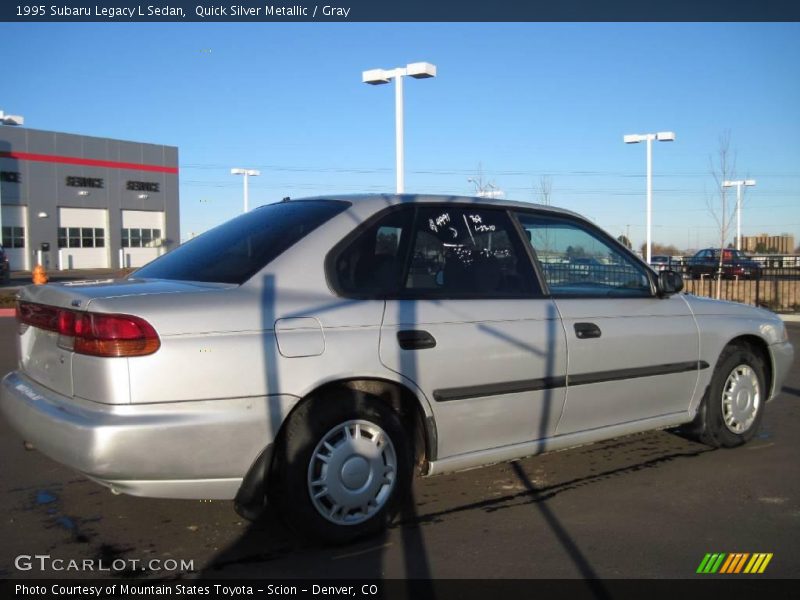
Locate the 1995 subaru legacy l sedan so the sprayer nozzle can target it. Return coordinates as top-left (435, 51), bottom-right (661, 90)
top-left (1, 195), bottom-right (793, 543)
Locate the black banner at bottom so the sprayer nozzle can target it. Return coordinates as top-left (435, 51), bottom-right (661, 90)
top-left (2, 579), bottom-right (798, 600)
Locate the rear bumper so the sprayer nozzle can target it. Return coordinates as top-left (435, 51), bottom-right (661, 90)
top-left (0, 371), bottom-right (298, 499)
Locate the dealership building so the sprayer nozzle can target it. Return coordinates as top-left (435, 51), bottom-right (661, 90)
top-left (0, 126), bottom-right (179, 271)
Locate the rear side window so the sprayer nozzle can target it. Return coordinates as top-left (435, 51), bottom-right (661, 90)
top-left (135, 200), bottom-right (349, 284)
top-left (406, 206), bottom-right (539, 297)
top-left (330, 205), bottom-right (540, 298)
top-left (332, 208), bottom-right (414, 296)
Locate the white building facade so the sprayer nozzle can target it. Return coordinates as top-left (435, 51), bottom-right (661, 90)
top-left (0, 127), bottom-right (179, 271)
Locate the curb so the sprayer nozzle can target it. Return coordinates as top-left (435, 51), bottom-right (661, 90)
top-left (780, 314), bottom-right (800, 323)
top-left (0, 308), bottom-right (15, 318)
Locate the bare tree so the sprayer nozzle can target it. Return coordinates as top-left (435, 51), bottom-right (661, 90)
top-left (707, 131), bottom-right (739, 299)
top-left (536, 175), bottom-right (552, 206)
top-left (468, 163), bottom-right (504, 198)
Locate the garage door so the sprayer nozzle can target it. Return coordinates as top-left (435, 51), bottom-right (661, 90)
top-left (121, 210), bottom-right (166, 268)
top-left (2, 205), bottom-right (29, 270)
top-left (57, 208), bottom-right (109, 269)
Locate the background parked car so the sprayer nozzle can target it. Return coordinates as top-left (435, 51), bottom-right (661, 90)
top-left (686, 248), bottom-right (762, 280)
top-left (649, 255), bottom-right (673, 272)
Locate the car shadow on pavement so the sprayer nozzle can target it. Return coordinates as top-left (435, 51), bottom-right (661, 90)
top-left (780, 386), bottom-right (800, 398)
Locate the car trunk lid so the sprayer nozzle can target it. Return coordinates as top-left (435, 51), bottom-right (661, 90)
top-left (16, 278), bottom-right (231, 401)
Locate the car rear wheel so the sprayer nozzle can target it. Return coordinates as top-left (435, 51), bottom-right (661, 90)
top-left (686, 344), bottom-right (767, 448)
top-left (269, 390), bottom-right (412, 544)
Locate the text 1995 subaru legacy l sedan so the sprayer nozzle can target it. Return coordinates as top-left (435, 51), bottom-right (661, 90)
top-left (1, 195), bottom-right (793, 543)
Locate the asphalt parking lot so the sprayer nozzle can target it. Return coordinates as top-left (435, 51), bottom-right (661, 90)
top-left (0, 317), bottom-right (798, 580)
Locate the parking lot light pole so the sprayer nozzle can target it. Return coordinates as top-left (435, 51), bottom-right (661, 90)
top-left (362, 62), bottom-right (437, 194)
top-left (722, 179), bottom-right (756, 250)
top-left (230, 168), bottom-right (260, 213)
top-left (623, 131), bottom-right (676, 264)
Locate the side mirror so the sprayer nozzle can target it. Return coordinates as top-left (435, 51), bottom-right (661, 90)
top-left (657, 269), bottom-right (684, 297)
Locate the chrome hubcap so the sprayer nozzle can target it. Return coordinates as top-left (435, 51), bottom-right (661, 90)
top-left (307, 420), bottom-right (397, 525)
top-left (721, 364), bottom-right (761, 434)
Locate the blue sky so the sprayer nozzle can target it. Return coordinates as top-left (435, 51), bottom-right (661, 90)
top-left (2, 22), bottom-right (799, 250)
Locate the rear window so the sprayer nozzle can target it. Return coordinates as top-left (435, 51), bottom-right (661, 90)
top-left (135, 200), bottom-right (349, 284)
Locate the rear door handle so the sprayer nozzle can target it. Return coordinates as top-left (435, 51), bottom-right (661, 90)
top-left (574, 322), bottom-right (602, 339)
top-left (397, 330), bottom-right (437, 350)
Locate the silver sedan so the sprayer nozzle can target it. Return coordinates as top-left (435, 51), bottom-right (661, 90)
top-left (1, 195), bottom-right (793, 543)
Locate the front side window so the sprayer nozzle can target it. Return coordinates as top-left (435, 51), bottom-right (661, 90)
top-left (515, 212), bottom-right (652, 297)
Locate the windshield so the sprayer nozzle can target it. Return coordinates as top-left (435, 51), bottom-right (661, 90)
top-left (135, 200), bottom-right (349, 284)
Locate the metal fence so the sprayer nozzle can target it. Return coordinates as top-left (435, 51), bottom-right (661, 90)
top-left (677, 266), bottom-right (800, 312)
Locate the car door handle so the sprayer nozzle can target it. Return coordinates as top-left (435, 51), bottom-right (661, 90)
top-left (397, 330), bottom-right (437, 350)
top-left (574, 322), bottom-right (602, 339)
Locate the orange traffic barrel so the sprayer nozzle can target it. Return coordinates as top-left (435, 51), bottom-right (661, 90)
top-left (32, 264), bottom-right (48, 285)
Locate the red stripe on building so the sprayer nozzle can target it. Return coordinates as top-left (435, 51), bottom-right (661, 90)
top-left (0, 151), bottom-right (178, 174)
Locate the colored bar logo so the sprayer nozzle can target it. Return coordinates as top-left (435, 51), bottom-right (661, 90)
top-left (696, 553), bottom-right (773, 574)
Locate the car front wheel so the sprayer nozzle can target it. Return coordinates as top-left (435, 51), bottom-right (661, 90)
top-left (687, 344), bottom-right (767, 448)
top-left (269, 390), bottom-right (412, 544)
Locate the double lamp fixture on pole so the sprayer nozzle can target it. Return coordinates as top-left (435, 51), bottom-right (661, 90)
top-left (623, 131), bottom-right (676, 264)
top-left (362, 62), bottom-right (437, 194)
top-left (230, 168), bottom-right (261, 213)
top-left (722, 179), bottom-right (756, 251)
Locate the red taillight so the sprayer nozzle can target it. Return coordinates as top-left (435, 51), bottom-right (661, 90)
top-left (58, 309), bottom-right (75, 336)
top-left (17, 301), bottom-right (60, 332)
top-left (73, 312), bottom-right (160, 357)
top-left (17, 301), bottom-right (160, 357)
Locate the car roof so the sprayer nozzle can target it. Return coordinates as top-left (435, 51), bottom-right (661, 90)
top-left (279, 193), bottom-right (585, 220)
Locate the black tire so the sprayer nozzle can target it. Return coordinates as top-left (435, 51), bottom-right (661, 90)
top-left (685, 344), bottom-right (767, 448)
top-left (268, 390), bottom-right (412, 544)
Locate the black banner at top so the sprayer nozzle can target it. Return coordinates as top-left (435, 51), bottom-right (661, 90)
top-left (2, 0), bottom-right (800, 22)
